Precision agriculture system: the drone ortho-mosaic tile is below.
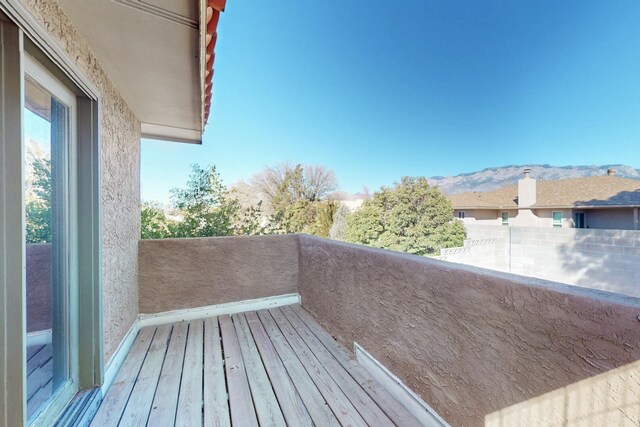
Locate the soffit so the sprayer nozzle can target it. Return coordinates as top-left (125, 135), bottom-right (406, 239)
top-left (58, 0), bottom-right (203, 142)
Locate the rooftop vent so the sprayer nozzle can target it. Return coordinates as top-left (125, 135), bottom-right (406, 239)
top-left (607, 168), bottom-right (616, 176)
top-left (523, 168), bottom-right (531, 178)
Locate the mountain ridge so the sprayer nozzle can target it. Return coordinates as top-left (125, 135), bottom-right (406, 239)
top-left (428, 164), bottom-right (640, 195)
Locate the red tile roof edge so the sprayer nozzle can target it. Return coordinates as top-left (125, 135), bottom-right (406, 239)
top-left (203, 0), bottom-right (226, 127)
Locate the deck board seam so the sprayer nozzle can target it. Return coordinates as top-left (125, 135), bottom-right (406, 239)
top-left (268, 309), bottom-right (369, 427)
top-left (260, 310), bottom-right (347, 426)
top-left (288, 305), bottom-right (423, 427)
top-left (279, 306), bottom-right (395, 426)
top-left (245, 311), bottom-right (315, 427)
top-left (232, 315), bottom-right (263, 425)
top-left (241, 313), bottom-right (294, 420)
top-left (142, 324), bottom-right (173, 426)
top-left (218, 317), bottom-right (232, 422)
top-left (117, 326), bottom-right (158, 427)
top-left (173, 322), bottom-right (191, 426)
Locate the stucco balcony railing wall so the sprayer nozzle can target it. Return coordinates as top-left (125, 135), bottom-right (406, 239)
top-left (138, 235), bottom-right (640, 427)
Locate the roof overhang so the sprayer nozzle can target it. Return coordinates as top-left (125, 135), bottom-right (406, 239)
top-left (58, 0), bottom-right (225, 144)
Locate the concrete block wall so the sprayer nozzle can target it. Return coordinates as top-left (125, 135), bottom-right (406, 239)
top-left (438, 239), bottom-right (500, 270)
top-left (464, 225), bottom-right (640, 298)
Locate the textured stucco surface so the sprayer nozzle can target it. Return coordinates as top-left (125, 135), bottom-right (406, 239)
top-left (21, 0), bottom-right (141, 362)
top-left (297, 235), bottom-right (640, 426)
top-left (138, 236), bottom-right (299, 314)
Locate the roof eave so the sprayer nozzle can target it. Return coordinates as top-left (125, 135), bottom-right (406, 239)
top-left (200, 0), bottom-right (225, 133)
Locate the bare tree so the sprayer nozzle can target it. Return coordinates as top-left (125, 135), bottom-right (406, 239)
top-left (250, 162), bottom-right (337, 208)
top-left (250, 162), bottom-right (295, 203)
top-left (303, 165), bottom-right (337, 201)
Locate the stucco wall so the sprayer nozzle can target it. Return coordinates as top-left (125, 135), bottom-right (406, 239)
top-left (533, 208), bottom-right (574, 228)
top-left (297, 235), bottom-right (640, 426)
top-left (20, 0), bottom-right (141, 362)
top-left (587, 208), bottom-right (635, 230)
top-left (138, 236), bottom-right (299, 314)
top-left (457, 208), bottom-right (501, 225)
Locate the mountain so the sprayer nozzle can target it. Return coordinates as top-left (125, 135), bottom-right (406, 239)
top-left (429, 164), bottom-right (640, 195)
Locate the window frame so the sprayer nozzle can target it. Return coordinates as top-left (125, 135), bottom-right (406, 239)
top-left (0, 6), bottom-right (103, 426)
top-left (501, 211), bottom-right (509, 226)
top-left (24, 51), bottom-right (79, 423)
top-left (552, 211), bottom-right (563, 228)
top-left (457, 211), bottom-right (465, 219)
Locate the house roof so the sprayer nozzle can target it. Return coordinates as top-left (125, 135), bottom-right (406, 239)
top-left (449, 176), bottom-right (640, 209)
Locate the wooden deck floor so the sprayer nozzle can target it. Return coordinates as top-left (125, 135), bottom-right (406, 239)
top-left (27, 343), bottom-right (53, 419)
top-left (90, 304), bottom-right (423, 426)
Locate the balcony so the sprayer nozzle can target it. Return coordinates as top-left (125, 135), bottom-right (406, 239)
top-left (88, 234), bottom-right (639, 426)
top-left (91, 305), bottom-right (428, 426)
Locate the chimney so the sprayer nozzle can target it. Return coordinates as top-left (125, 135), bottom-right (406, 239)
top-left (607, 168), bottom-right (616, 176)
top-left (518, 168), bottom-right (537, 207)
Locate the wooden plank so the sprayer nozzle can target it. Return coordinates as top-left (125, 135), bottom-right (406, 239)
top-left (90, 327), bottom-right (155, 426)
top-left (232, 313), bottom-right (286, 426)
top-left (253, 311), bottom-right (340, 427)
top-left (27, 380), bottom-right (52, 419)
top-left (119, 324), bottom-right (172, 427)
top-left (27, 345), bottom-right (44, 362)
top-left (290, 304), bottom-right (423, 427)
top-left (280, 305), bottom-right (395, 426)
top-left (218, 315), bottom-right (258, 427)
top-left (245, 312), bottom-right (313, 427)
top-left (27, 344), bottom-right (52, 376)
top-left (147, 322), bottom-right (189, 426)
top-left (267, 308), bottom-right (368, 427)
top-left (27, 358), bottom-right (52, 401)
top-left (203, 318), bottom-right (231, 427)
top-left (175, 320), bottom-right (204, 427)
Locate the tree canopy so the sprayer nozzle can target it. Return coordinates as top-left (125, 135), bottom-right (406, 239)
top-left (344, 176), bottom-right (465, 255)
top-left (26, 156), bottom-right (52, 244)
top-left (140, 165), bottom-right (465, 255)
top-left (141, 164), bottom-right (266, 239)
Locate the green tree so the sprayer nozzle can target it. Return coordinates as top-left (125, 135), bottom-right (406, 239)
top-left (329, 203), bottom-right (351, 241)
top-left (345, 176), bottom-right (466, 256)
top-left (234, 200), bottom-right (268, 235)
top-left (169, 164), bottom-right (239, 238)
top-left (26, 157), bottom-right (51, 244)
top-left (141, 202), bottom-right (174, 239)
top-left (265, 164), bottom-right (338, 236)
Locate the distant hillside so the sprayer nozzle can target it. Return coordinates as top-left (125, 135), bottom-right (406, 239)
top-left (429, 164), bottom-right (640, 195)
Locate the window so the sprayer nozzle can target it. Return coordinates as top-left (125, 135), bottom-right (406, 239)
top-left (553, 211), bottom-right (563, 228)
top-left (501, 212), bottom-right (509, 226)
top-left (0, 16), bottom-right (102, 426)
top-left (458, 211), bottom-right (465, 219)
top-left (24, 54), bottom-right (77, 420)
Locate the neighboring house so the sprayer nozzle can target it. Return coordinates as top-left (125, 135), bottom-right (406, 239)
top-left (450, 168), bottom-right (640, 230)
top-left (2, 2), bottom-right (640, 427)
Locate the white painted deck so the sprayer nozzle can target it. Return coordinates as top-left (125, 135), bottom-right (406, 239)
top-left (90, 304), bottom-right (423, 426)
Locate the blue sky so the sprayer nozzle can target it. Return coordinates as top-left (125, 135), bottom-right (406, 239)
top-left (142, 0), bottom-right (640, 203)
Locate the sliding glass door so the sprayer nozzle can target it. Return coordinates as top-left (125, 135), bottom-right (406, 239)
top-left (23, 53), bottom-right (77, 422)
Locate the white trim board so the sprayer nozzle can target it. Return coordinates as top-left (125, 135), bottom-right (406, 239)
top-left (138, 293), bottom-right (301, 328)
top-left (354, 342), bottom-right (450, 427)
top-left (27, 329), bottom-right (52, 347)
top-left (101, 319), bottom-right (140, 397)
